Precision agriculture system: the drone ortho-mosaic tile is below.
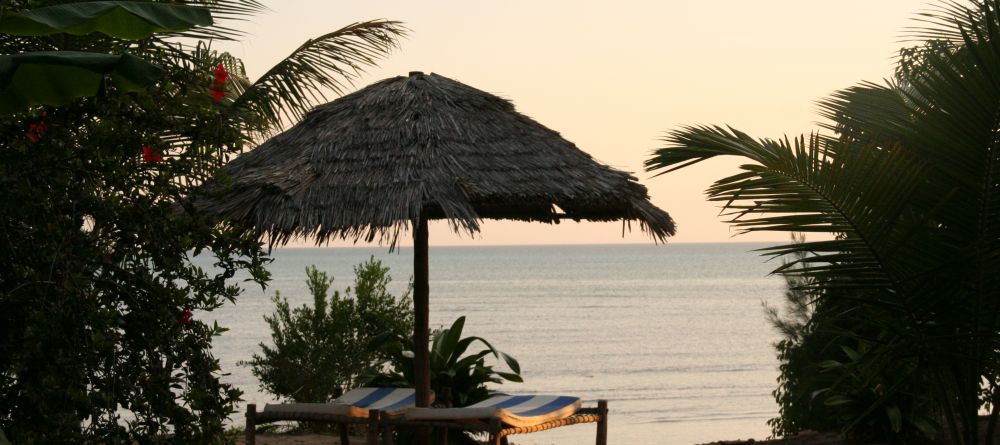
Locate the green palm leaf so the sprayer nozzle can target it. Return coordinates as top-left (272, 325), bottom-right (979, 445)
top-left (231, 19), bottom-right (407, 138)
top-left (649, 126), bottom-right (929, 294)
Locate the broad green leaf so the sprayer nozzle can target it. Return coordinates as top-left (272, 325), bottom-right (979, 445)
top-left (817, 360), bottom-right (844, 369)
top-left (823, 395), bottom-right (854, 406)
top-left (463, 335), bottom-right (500, 358)
top-left (911, 416), bottom-right (940, 437)
top-left (841, 345), bottom-right (862, 362)
top-left (495, 372), bottom-right (523, 383)
top-left (809, 388), bottom-right (831, 401)
top-left (0, 2), bottom-right (212, 39)
top-left (886, 404), bottom-right (903, 433)
top-left (499, 351), bottom-right (521, 375)
top-left (454, 352), bottom-right (490, 372)
top-left (0, 51), bottom-right (163, 114)
top-left (433, 316), bottom-right (465, 365)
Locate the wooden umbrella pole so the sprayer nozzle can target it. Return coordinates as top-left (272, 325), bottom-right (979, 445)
top-left (413, 214), bottom-right (431, 408)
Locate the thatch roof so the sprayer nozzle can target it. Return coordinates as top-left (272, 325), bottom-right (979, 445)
top-left (196, 72), bottom-right (675, 245)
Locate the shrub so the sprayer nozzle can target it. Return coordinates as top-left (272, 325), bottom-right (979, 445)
top-left (366, 316), bottom-right (522, 445)
top-left (1, 2), bottom-right (403, 442)
top-left (367, 316), bottom-right (522, 408)
top-left (245, 258), bottom-right (413, 403)
top-left (0, 4), bottom-right (271, 442)
top-left (765, 235), bottom-right (938, 442)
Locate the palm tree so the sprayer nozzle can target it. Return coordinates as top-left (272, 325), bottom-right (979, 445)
top-left (646, 1), bottom-right (1000, 444)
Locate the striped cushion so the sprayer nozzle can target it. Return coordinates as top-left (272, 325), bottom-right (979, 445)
top-left (404, 394), bottom-right (582, 427)
top-left (262, 387), bottom-right (421, 417)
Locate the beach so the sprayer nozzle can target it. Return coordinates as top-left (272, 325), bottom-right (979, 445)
top-left (232, 431), bottom-right (847, 445)
top-left (206, 243), bottom-right (785, 445)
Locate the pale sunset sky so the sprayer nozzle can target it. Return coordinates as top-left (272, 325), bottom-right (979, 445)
top-left (215, 1), bottom-right (921, 246)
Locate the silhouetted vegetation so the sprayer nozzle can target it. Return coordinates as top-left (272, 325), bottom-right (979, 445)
top-left (649, 1), bottom-right (1000, 443)
top-left (0, 1), bottom-right (403, 442)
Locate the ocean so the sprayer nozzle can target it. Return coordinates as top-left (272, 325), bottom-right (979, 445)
top-left (207, 243), bottom-right (786, 445)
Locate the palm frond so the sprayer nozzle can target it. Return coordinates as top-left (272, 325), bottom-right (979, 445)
top-left (649, 126), bottom-right (936, 296)
top-left (171, 0), bottom-right (267, 41)
top-left (904, 0), bottom-right (993, 45)
top-left (651, 2), bottom-right (1000, 441)
top-left (231, 20), bottom-right (407, 139)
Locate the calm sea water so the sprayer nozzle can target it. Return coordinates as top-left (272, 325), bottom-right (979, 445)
top-left (207, 243), bottom-right (785, 445)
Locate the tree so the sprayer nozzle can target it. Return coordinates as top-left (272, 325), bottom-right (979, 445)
top-left (0, 1), bottom-right (404, 442)
top-left (245, 259), bottom-right (414, 405)
top-left (646, 1), bottom-right (1000, 443)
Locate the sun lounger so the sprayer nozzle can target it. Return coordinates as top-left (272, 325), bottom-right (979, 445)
top-left (245, 387), bottom-right (424, 445)
top-left (382, 395), bottom-right (608, 445)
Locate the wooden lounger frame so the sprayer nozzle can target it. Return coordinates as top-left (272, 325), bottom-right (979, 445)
top-left (378, 400), bottom-right (608, 445)
top-left (245, 403), bottom-right (383, 445)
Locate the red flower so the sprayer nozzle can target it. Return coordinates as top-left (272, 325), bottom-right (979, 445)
top-left (142, 146), bottom-right (163, 163)
top-left (26, 119), bottom-right (47, 143)
top-left (179, 309), bottom-right (193, 326)
top-left (210, 64), bottom-right (228, 102)
top-left (213, 63), bottom-right (229, 86)
top-left (211, 88), bottom-right (225, 102)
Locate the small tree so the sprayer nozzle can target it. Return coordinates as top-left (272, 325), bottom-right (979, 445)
top-left (245, 258), bottom-right (413, 403)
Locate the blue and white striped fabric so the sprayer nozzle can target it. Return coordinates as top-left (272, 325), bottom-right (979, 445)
top-left (405, 394), bottom-right (582, 427)
top-left (262, 387), bottom-right (422, 417)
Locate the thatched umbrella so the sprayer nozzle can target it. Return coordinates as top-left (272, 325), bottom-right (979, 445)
top-left (196, 71), bottom-right (675, 409)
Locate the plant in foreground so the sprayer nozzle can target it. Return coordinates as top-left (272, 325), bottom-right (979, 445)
top-left (244, 258), bottom-right (413, 405)
top-left (0, 1), bottom-right (404, 442)
top-left (367, 316), bottom-right (522, 407)
top-left (366, 316), bottom-right (522, 444)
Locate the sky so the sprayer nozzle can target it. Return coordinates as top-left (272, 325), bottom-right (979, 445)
top-left (213, 1), bottom-right (923, 246)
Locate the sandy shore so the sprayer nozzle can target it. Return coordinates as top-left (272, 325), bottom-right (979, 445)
top-left (235, 431), bottom-right (849, 445)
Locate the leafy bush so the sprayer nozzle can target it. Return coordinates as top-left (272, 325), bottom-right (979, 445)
top-left (0, 3), bottom-right (272, 443)
top-left (366, 316), bottom-right (522, 445)
top-left (0, 2), bottom-right (403, 441)
top-left (245, 258), bottom-right (413, 403)
top-left (367, 316), bottom-right (522, 408)
top-left (768, 298), bottom-right (939, 443)
top-left (764, 238), bottom-right (838, 437)
top-left (0, 0), bottom-right (401, 444)
top-left (765, 236), bottom-right (939, 442)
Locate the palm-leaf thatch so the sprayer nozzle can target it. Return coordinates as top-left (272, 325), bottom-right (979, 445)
top-left (197, 71), bottom-right (675, 245)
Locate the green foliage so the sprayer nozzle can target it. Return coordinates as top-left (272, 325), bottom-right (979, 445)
top-left (0, 2), bottom-right (213, 39)
top-left (0, 1), bottom-right (404, 443)
top-left (764, 235), bottom-right (838, 437)
top-left (648, 1), bottom-right (1000, 443)
top-left (0, 51), bottom-right (165, 112)
top-left (367, 316), bottom-right (522, 409)
top-left (244, 258), bottom-right (414, 404)
top-left (813, 340), bottom-right (939, 443)
top-left (765, 240), bottom-right (939, 442)
top-left (367, 316), bottom-right (522, 445)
